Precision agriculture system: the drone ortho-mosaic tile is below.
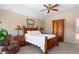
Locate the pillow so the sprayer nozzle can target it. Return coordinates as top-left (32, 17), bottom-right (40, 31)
top-left (27, 31), bottom-right (32, 33)
top-left (27, 31), bottom-right (41, 35)
top-left (32, 31), bottom-right (41, 34)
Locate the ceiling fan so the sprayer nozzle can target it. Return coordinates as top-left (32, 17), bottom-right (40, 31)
top-left (40, 4), bottom-right (59, 13)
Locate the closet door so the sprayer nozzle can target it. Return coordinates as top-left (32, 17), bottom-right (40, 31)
top-left (53, 19), bottom-right (64, 42)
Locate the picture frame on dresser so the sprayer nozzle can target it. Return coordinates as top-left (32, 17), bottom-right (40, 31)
top-left (27, 19), bottom-right (35, 27)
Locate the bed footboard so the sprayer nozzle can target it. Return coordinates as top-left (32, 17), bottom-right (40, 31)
top-left (44, 37), bottom-right (48, 54)
top-left (44, 37), bottom-right (58, 54)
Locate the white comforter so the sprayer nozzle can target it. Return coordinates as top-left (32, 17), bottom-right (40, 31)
top-left (25, 33), bottom-right (56, 52)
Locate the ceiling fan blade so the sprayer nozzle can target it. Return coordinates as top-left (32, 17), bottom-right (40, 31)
top-left (40, 9), bottom-right (47, 12)
top-left (52, 9), bottom-right (58, 11)
top-left (47, 10), bottom-right (50, 13)
top-left (51, 4), bottom-right (59, 8)
top-left (43, 4), bottom-right (49, 8)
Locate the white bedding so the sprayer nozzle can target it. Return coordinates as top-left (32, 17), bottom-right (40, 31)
top-left (25, 31), bottom-right (56, 52)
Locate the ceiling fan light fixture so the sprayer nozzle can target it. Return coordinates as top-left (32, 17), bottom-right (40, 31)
top-left (41, 4), bottom-right (59, 13)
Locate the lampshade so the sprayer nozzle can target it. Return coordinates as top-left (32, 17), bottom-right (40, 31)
top-left (15, 25), bottom-right (21, 30)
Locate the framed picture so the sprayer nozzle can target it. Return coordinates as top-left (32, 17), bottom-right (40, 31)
top-left (27, 19), bottom-right (35, 27)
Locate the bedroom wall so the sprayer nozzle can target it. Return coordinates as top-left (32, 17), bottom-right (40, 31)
top-left (0, 9), bottom-right (45, 35)
top-left (76, 18), bottom-right (79, 33)
top-left (44, 10), bottom-right (79, 43)
top-left (76, 18), bottom-right (79, 43)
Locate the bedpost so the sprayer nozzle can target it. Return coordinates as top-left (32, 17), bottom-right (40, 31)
top-left (23, 26), bottom-right (25, 35)
top-left (56, 36), bottom-right (59, 46)
top-left (44, 37), bottom-right (48, 54)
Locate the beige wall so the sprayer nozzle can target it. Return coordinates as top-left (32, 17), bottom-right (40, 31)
top-left (0, 8), bottom-right (79, 43)
top-left (0, 9), bottom-right (45, 35)
top-left (44, 10), bottom-right (79, 43)
top-left (76, 27), bottom-right (79, 33)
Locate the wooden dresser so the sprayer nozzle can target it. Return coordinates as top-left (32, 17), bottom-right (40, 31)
top-left (12, 35), bottom-right (25, 46)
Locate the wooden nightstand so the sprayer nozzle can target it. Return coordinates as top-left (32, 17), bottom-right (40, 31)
top-left (12, 35), bottom-right (25, 46)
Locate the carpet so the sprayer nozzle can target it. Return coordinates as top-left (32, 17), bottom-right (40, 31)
top-left (17, 42), bottom-right (79, 54)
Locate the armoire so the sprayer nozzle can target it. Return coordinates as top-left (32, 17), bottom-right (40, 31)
top-left (52, 19), bottom-right (64, 42)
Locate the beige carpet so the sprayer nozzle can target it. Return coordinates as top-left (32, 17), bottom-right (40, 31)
top-left (17, 42), bottom-right (79, 54)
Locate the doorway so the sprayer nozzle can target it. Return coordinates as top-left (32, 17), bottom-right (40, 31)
top-left (52, 19), bottom-right (64, 42)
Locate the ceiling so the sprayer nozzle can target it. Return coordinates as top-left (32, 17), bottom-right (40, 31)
top-left (0, 4), bottom-right (79, 20)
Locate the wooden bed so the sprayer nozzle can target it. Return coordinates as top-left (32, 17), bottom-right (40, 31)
top-left (23, 26), bottom-right (59, 54)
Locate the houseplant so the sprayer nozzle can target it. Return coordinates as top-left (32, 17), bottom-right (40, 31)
top-left (0, 28), bottom-right (8, 41)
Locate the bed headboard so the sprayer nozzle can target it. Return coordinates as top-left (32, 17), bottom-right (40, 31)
top-left (23, 26), bottom-right (38, 34)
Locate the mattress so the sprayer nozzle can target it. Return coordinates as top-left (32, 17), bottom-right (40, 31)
top-left (25, 33), bottom-right (56, 52)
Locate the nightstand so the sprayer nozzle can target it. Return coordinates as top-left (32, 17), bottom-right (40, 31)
top-left (12, 35), bottom-right (25, 46)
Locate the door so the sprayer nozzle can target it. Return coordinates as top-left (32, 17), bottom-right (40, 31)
top-left (52, 19), bottom-right (64, 42)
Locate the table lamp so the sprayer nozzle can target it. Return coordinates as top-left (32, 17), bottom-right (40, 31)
top-left (15, 25), bottom-right (22, 36)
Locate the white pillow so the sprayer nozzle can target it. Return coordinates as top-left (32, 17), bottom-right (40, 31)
top-left (33, 31), bottom-right (41, 34)
top-left (27, 31), bottom-right (41, 35)
top-left (27, 31), bottom-right (32, 33)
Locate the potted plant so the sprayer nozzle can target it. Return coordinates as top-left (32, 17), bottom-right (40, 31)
top-left (0, 28), bottom-right (8, 41)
